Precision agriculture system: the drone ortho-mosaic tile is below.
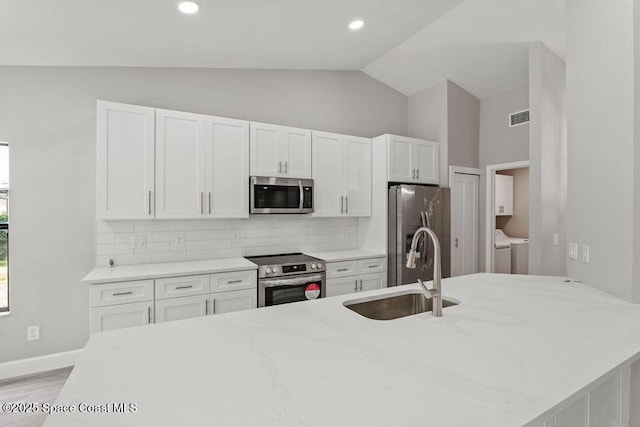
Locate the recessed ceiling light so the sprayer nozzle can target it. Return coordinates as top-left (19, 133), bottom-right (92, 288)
top-left (349, 19), bottom-right (364, 31)
top-left (178, 1), bottom-right (200, 14)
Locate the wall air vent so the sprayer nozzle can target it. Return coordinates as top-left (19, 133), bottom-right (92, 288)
top-left (509, 109), bottom-right (530, 127)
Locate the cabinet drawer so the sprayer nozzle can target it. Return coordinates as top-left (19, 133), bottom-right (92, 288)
top-left (90, 301), bottom-right (153, 333)
top-left (210, 270), bottom-right (256, 293)
top-left (155, 275), bottom-right (210, 300)
top-left (155, 294), bottom-right (209, 323)
top-left (326, 261), bottom-right (358, 278)
top-left (357, 258), bottom-right (386, 275)
top-left (90, 280), bottom-right (154, 308)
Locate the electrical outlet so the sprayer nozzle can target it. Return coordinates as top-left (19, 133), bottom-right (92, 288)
top-left (174, 233), bottom-right (185, 248)
top-left (581, 245), bottom-right (590, 263)
top-left (27, 325), bottom-right (40, 341)
top-left (131, 235), bottom-right (146, 249)
top-left (232, 232), bottom-right (241, 243)
top-left (553, 233), bottom-right (559, 246)
top-left (568, 243), bottom-right (578, 260)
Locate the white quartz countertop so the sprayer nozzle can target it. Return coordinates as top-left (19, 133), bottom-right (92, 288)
top-left (305, 249), bottom-right (386, 262)
top-left (47, 274), bottom-right (640, 426)
top-left (82, 257), bottom-right (257, 284)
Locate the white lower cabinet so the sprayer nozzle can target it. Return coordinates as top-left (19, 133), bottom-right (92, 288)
top-left (90, 301), bottom-right (154, 333)
top-left (325, 257), bottom-right (387, 298)
top-left (90, 269), bottom-right (257, 332)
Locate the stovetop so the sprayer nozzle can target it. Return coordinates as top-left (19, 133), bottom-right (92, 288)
top-left (245, 253), bottom-right (321, 266)
top-left (245, 253), bottom-right (326, 278)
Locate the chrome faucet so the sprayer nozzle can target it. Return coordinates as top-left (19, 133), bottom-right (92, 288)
top-left (406, 227), bottom-right (442, 317)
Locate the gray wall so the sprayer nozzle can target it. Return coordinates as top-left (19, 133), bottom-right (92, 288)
top-left (528, 42), bottom-right (567, 277)
top-left (447, 81), bottom-right (480, 170)
top-left (0, 66), bottom-right (407, 363)
top-left (566, 0), bottom-right (636, 300)
top-left (478, 84), bottom-right (529, 270)
top-left (495, 168), bottom-right (529, 239)
top-left (407, 81), bottom-right (448, 185)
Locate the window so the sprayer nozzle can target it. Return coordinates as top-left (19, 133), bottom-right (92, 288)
top-left (0, 143), bottom-right (8, 312)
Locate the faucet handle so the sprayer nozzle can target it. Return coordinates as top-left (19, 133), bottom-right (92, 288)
top-left (418, 278), bottom-right (441, 299)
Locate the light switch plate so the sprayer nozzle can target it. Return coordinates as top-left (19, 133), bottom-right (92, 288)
top-left (581, 245), bottom-right (590, 263)
top-left (131, 235), bottom-right (146, 249)
top-left (568, 243), bottom-right (578, 260)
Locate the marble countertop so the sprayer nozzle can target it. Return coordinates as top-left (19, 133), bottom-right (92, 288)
top-left (47, 274), bottom-right (640, 426)
top-left (305, 249), bottom-right (386, 262)
top-left (83, 257), bottom-right (257, 284)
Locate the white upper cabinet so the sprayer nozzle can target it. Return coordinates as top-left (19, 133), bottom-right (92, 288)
top-left (250, 122), bottom-right (311, 179)
top-left (312, 131), bottom-right (371, 217)
top-left (495, 174), bottom-right (514, 216)
top-left (97, 101), bottom-right (155, 219)
top-left (387, 135), bottom-right (440, 185)
top-left (205, 116), bottom-right (249, 218)
top-left (155, 109), bottom-right (206, 219)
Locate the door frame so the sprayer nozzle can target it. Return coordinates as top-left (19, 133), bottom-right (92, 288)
top-left (449, 166), bottom-right (481, 276)
top-left (484, 161), bottom-right (529, 272)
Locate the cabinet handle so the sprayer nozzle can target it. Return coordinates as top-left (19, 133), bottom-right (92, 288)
top-left (205, 299), bottom-right (208, 315)
top-left (148, 190), bottom-right (152, 215)
top-left (368, 265), bottom-right (378, 268)
top-left (147, 306), bottom-right (151, 324)
top-left (213, 298), bottom-right (216, 314)
top-left (200, 192), bottom-right (204, 214)
top-left (113, 291), bottom-right (133, 297)
top-left (337, 268), bottom-right (348, 272)
top-left (284, 161), bottom-right (288, 174)
top-left (340, 196), bottom-right (343, 213)
top-left (208, 192), bottom-right (212, 214)
top-left (227, 279), bottom-right (243, 284)
top-left (360, 279), bottom-right (363, 291)
top-left (175, 285), bottom-right (193, 290)
top-left (355, 280), bottom-right (358, 291)
top-left (278, 161), bottom-right (282, 173)
top-left (345, 196), bottom-right (348, 214)
top-left (412, 169), bottom-right (415, 179)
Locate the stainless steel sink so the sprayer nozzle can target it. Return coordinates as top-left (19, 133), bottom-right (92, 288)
top-left (343, 290), bottom-right (459, 320)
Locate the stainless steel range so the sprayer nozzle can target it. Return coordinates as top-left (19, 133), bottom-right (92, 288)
top-left (245, 253), bottom-right (326, 307)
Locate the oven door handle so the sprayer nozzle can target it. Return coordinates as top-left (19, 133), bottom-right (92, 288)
top-left (298, 180), bottom-right (304, 213)
top-left (260, 273), bottom-right (325, 288)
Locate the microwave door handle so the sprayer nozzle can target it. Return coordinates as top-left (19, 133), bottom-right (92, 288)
top-left (298, 180), bottom-right (304, 212)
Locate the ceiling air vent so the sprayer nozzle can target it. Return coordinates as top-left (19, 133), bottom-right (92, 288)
top-left (509, 109), bottom-right (530, 127)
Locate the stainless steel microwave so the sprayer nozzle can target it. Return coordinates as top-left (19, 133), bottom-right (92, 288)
top-left (250, 176), bottom-right (313, 214)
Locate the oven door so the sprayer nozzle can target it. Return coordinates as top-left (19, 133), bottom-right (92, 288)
top-left (250, 176), bottom-right (313, 214)
top-left (258, 272), bottom-right (326, 307)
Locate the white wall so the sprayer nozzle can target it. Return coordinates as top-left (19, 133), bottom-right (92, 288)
top-left (528, 42), bottom-right (567, 276)
top-left (447, 81), bottom-right (480, 170)
top-left (0, 66), bottom-right (408, 364)
top-left (478, 84), bottom-right (529, 270)
top-left (566, 0), bottom-right (635, 300)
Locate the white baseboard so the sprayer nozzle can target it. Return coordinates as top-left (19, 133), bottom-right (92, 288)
top-left (0, 349), bottom-right (83, 381)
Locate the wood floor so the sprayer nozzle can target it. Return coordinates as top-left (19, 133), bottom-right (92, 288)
top-left (0, 367), bottom-right (73, 427)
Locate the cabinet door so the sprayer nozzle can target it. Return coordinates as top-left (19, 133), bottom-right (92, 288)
top-left (359, 272), bottom-right (386, 292)
top-left (282, 126), bottom-right (312, 179)
top-left (388, 136), bottom-right (414, 182)
top-left (97, 101), bottom-right (155, 219)
top-left (326, 276), bottom-right (359, 297)
top-left (90, 301), bottom-right (153, 333)
top-left (414, 140), bottom-right (439, 184)
top-left (205, 116), bottom-right (249, 218)
top-left (212, 289), bottom-right (256, 314)
top-left (312, 132), bottom-right (344, 217)
top-left (250, 122), bottom-right (282, 177)
top-left (155, 109), bottom-right (206, 219)
top-left (494, 174), bottom-right (514, 216)
top-left (344, 136), bottom-right (372, 217)
top-left (155, 294), bottom-right (209, 323)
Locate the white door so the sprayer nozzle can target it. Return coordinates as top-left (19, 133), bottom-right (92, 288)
top-left (344, 136), bottom-right (372, 217)
top-left (282, 126), bottom-right (312, 179)
top-left (326, 277), bottom-right (359, 297)
top-left (359, 273), bottom-right (386, 292)
top-left (451, 172), bottom-right (480, 276)
top-left (250, 122), bottom-right (282, 177)
top-left (212, 289), bottom-right (256, 314)
top-left (155, 109), bottom-right (206, 218)
top-left (388, 136), bottom-right (414, 182)
top-left (96, 101), bottom-right (155, 219)
top-left (155, 295), bottom-right (209, 323)
top-left (90, 301), bottom-right (153, 333)
top-left (414, 140), bottom-right (439, 184)
top-left (205, 116), bottom-right (249, 218)
top-left (312, 132), bottom-right (343, 217)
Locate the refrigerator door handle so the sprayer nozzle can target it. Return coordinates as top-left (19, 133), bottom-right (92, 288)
top-left (420, 211), bottom-right (430, 266)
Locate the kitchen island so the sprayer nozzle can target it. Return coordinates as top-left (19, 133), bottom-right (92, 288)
top-left (45, 274), bottom-right (640, 426)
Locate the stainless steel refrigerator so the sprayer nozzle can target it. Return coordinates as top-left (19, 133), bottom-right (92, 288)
top-left (388, 185), bottom-right (450, 287)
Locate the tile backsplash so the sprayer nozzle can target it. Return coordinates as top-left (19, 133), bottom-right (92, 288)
top-left (95, 216), bottom-right (359, 266)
